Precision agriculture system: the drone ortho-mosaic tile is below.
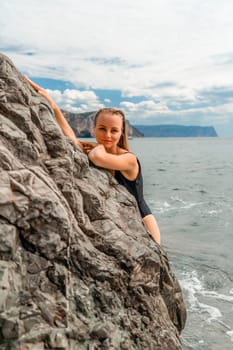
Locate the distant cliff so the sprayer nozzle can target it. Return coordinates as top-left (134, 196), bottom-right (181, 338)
top-left (134, 125), bottom-right (218, 137)
top-left (62, 110), bottom-right (144, 137)
top-left (61, 111), bottom-right (218, 138)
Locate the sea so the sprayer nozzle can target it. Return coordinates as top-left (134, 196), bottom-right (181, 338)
top-left (129, 137), bottom-right (233, 350)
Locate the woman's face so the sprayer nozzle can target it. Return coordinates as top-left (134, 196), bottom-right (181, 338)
top-left (94, 112), bottom-right (123, 151)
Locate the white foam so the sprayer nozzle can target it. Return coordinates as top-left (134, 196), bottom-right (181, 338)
top-left (180, 271), bottom-right (203, 310)
top-left (149, 201), bottom-right (173, 214)
top-left (181, 202), bottom-right (201, 210)
top-left (180, 270), bottom-right (231, 323)
top-left (149, 196), bottom-right (225, 217)
top-left (226, 330), bottom-right (233, 343)
top-left (170, 195), bottom-right (186, 204)
top-left (150, 198), bottom-right (201, 214)
top-left (170, 196), bottom-right (201, 206)
top-left (198, 302), bottom-right (222, 322)
top-left (168, 196), bottom-right (203, 211)
top-left (208, 209), bottom-right (223, 215)
top-left (202, 290), bottom-right (233, 303)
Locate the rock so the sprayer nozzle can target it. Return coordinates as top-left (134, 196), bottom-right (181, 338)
top-left (135, 124), bottom-right (218, 137)
top-left (0, 53), bottom-right (186, 349)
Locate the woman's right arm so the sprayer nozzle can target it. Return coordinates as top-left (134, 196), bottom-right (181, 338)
top-left (24, 76), bottom-right (82, 148)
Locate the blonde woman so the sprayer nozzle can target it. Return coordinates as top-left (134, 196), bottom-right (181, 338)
top-left (25, 77), bottom-right (161, 245)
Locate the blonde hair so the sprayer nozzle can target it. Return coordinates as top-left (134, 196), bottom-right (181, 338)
top-left (94, 108), bottom-right (130, 151)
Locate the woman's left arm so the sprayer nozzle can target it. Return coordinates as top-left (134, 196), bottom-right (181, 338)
top-left (88, 144), bottom-right (137, 172)
top-left (24, 76), bottom-right (82, 148)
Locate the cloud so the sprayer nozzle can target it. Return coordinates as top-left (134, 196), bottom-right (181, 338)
top-left (121, 100), bottom-right (169, 116)
top-left (1, 0), bottom-right (233, 135)
top-left (46, 88), bottom-right (103, 113)
top-left (211, 52), bottom-right (233, 66)
top-left (120, 89), bottom-right (233, 127)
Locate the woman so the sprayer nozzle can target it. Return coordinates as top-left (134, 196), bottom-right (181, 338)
top-left (24, 76), bottom-right (161, 245)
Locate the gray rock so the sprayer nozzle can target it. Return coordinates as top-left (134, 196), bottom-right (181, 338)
top-left (135, 124), bottom-right (218, 137)
top-left (0, 53), bottom-right (186, 350)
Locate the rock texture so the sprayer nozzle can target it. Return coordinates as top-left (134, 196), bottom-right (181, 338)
top-left (0, 53), bottom-right (186, 350)
top-left (62, 110), bottom-right (144, 138)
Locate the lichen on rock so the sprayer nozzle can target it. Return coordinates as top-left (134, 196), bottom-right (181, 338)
top-left (0, 53), bottom-right (186, 350)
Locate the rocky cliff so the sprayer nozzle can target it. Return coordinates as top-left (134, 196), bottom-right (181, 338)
top-left (62, 110), bottom-right (144, 138)
top-left (0, 53), bottom-right (186, 350)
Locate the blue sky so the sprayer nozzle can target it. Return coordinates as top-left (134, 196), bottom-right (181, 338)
top-left (1, 0), bottom-right (233, 136)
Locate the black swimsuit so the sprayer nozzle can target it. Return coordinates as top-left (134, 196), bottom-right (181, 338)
top-left (115, 159), bottom-right (152, 218)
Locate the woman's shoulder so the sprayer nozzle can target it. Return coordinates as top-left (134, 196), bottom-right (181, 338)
top-left (117, 147), bottom-right (135, 156)
top-left (119, 149), bottom-right (139, 164)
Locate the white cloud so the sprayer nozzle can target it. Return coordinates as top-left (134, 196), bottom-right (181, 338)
top-left (46, 88), bottom-right (103, 112)
top-left (121, 100), bottom-right (169, 115)
top-left (1, 0), bottom-right (233, 135)
top-left (120, 97), bottom-right (233, 128)
top-left (63, 89), bottom-right (97, 102)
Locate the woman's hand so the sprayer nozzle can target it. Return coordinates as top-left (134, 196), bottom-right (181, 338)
top-left (24, 76), bottom-right (57, 109)
top-left (81, 141), bottom-right (98, 155)
top-left (24, 75), bottom-right (84, 149)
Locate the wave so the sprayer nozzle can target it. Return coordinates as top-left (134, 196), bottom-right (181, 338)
top-left (180, 270), bottom-right (221, 322)
top-left (180, 270), bottom-right (233, 321)
top-left (147, 195), bottom-right (229, 219)
top-left (180, 270), bottom-right (233, 348)
top-left (148, 197), bottom-right (204, 214)
top-left (226, 330), bottom-right (233, 344)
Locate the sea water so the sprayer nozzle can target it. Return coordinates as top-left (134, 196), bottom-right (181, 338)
top-left (129, 137), bottom-right (233, 350)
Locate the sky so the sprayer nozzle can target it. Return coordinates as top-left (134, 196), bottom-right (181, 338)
top-left (1, 0), bottom-right (233, 137)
